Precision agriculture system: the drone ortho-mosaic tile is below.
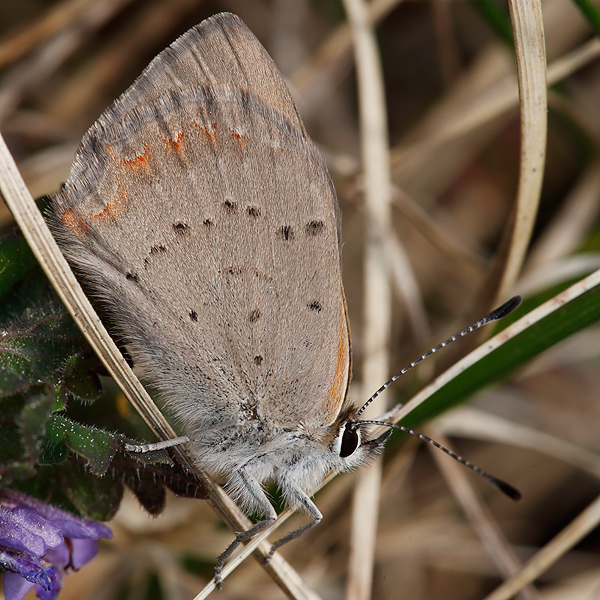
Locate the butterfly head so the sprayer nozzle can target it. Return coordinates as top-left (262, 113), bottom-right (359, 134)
top-left (326, 406), bottom-right (393, 472)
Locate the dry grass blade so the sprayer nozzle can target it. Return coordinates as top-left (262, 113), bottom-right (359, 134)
top-left (391, 38), bottom-right (600, 174)
top-left (292, 0), bottom-right (403, 114)
top-left (438, 407), bottom-right (600, 481)
top-left (390, 267), bottom-right (600, 427)
top-left (525, 159), bottom-right (600, 271)
top-left (482, 493), bottom-right (600, 600)
top-left (385, 227), bottom-right (431, 342)
top-left (494, 0), bottom-right (548, 301)
top-left (516, 254), bottom-right (600, 297)
top-left (390, 45), bottom-right (517, 194)
top-left (193, 506), bottom-right (321, 600)
top-left (425, 427), bottom-right (540, 600)
top-left (432, 0), bottom-right (460, 85)
top-left (341, 0), bottom-right (395, 597)
top-left (391, 185), bottom-right (487, 280)
top-left (547, 37), bottom-right (600, 85)
top-left (0, 133), bottom-right (317, 600)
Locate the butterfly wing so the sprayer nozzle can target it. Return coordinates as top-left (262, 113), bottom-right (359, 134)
top-left (50, 13), bottom-right (350, 433)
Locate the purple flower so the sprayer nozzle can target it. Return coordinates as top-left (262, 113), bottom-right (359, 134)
top-left (0, 490), bottom-right (112, 600)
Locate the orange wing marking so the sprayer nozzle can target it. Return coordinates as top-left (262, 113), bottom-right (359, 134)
top-left (121, 144), bottom-right (151, 169)
top-left (326, 303), bottom-right (350, 412)
top-left (61, 192), bottom-right (126, 233)
top-left (162, 131), bottom-right (185, 151)
top-left (229, 127), bottom-right (246, 147)
top-left (106, 143), bottom-right (151, 171)
top-left (193, 121), bottom-right (217, 141)
top-left (89, 185), bottom-right (127, 223)
top-left (61, 210), bottom-right (89, 237)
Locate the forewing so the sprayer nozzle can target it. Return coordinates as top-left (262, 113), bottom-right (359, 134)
top-left (50, 13), bottom-right (349, 432)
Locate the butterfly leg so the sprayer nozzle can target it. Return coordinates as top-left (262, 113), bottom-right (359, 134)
top-left (214, 467), bottom-right (277, 589)
top-left (124, 435), bottom-right (190, 453)
top-left (264, 483), bottom-right (322, 564)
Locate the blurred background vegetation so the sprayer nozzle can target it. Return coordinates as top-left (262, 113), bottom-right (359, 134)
top-left (2, 0), bottom-right (600, 599)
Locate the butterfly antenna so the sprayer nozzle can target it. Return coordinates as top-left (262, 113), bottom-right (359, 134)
top-left (355, 295), bottom-right (522, 420)
top-left (358, 420), bottom-right (521, 500)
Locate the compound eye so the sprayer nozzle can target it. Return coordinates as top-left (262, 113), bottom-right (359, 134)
top-left (339, 426), bottom-right (360, 458)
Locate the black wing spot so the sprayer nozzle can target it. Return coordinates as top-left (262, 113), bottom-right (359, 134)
top-left (306, 220), bottom-right (324, 235)
top-left (126, 272), bottom-right (139, 282)
top-left (249, 309), bottom-right (261, 323)
top-left (189, 310), bottom-right (198, 322)
top-left (240, 90), bottom-right (251, 109)
top-left (247, 206), bottom-right (261, 217)
top-left (279, 225), bottom-right (293, 241)
top-left (308, 301), bottom-right (322, 312)
top-left (224, 199), bottom-right (237, 213)
top-left (254, 355), bottom-right (263, 366)
top-left (203, 218), bottom-right (213, 227)
top-left (150, 244), bottom-right (167, 255)
top-left (173, 222), bottom-right (190, 235)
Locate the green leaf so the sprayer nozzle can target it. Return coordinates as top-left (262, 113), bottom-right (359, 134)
top-left (399, 276), bottom-right (600, 428)
top-left (62, 367), bottom-right (103, 403)
top-left (19, 383), bottom-right (55, 463)
top-left (0, 299), bottom-right (88, 393)
top-left (39, 416), bottom-right (70, 465)
top-left (44, 414), bottom-right (117, 475)
top-left (0, 233), bottom-right (38, 300)
top-left (0, 384), bottom-right (55, 483)
top-left (61, 460), bottom-right (124, 521)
